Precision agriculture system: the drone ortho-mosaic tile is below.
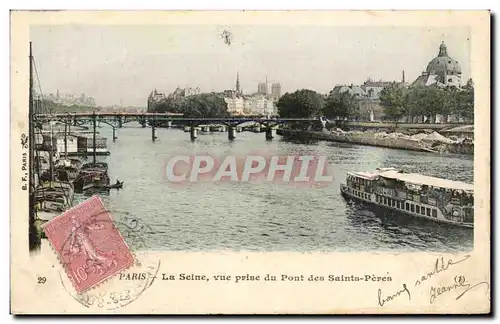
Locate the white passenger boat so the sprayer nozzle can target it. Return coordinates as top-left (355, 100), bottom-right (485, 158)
top-left (340, 167), bottom-right (474, 228)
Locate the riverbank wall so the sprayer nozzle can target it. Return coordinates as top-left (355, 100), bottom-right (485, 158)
top-left (276, 129), bottom-right (474, 155)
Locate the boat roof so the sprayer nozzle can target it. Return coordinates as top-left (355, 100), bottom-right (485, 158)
top-left (348, 169), bottom-right (474, 192)
top-left (348, 171), bottom-right (379, 180)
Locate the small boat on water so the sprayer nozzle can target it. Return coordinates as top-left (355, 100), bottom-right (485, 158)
top-left (36, 180), bottom-right (74, 202)
top-left (340, 167), bottom-right (474, 228)
top-left (56, 157), bottom-right (83, 169)
top-left (104, 181), bottom-right (124, 190)
top-left (54, 165), bottom-right (80, 182)
top-left (73, 168), bottom-right (110, 192)
top-left (34, 181), bottom-right (75, 237)
top-left (82, 161), bottom-right (108, 170)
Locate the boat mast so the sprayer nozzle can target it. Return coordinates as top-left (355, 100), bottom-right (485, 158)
top-left (28, 41), bottom-right (41, 252)
top-left (49, 120), bottom-right (54, 180)
top-left (92, 110), bottom-right (96, 164)
top-left (64, 119), bottom-right (68, 158)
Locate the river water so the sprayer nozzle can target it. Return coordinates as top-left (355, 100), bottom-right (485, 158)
top-left (74, 123), bottom-right (474, 253)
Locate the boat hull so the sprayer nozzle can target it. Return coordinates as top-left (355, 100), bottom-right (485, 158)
top-left (340, 184), bottom-right (473, 229)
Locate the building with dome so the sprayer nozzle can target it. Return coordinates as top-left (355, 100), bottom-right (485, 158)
top-left (412, 41), bottom-right (462, 88)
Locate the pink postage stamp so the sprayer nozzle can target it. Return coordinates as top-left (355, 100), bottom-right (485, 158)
top-left (42, 195), bottom-right (135, 293)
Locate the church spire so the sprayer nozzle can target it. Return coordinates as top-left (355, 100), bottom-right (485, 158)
top-left (438, 41), bottom-right (448, 57)
top-left (236, 72), bottom-right (240, 94)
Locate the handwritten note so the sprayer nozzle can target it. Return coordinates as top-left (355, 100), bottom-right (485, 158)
top-left (377, 254), bottom-right (489, 307)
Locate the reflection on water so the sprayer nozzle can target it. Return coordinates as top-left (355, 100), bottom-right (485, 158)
top-left (73, 124), bottom-right (474, 252)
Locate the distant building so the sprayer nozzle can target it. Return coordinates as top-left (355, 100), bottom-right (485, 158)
top-left (44, 90), bottom-right (96, 107)
top-left (235, 72), bottom-right (242, 96)
top-left (166, 86), bottom-right (201, 100)
top-left (185, 86), bottom-right (201, 97)
top-left (412, 41), bottom-right (462, 88)
top-left (224, 97), bottom-right (245, 115)
top-left (361, 80), bottom-right (396, 99)
top-left (257, 82), bottom-right (268, 95)
top-left (243, 95), bottom-right (277, 116)
top-left (147, 89), bottom-right (167, 112)
top-left (331, 83), bottom-right (396, 121)
top-left (331, 85), bottom-right (366, 98)
top-left (271, 83), bottom-right (281, 102)
top-left (224, 94), bottom-right (277, 116)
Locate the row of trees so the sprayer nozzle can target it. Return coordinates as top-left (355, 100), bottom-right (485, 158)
top-left (151, 93), bottom-right (230, 118)
top-left (379, 80), bottom-right (474, 123)
top-left (277, 80), bottom-right (474, 123)
top-left (277, 89), bottom-right (359, 120)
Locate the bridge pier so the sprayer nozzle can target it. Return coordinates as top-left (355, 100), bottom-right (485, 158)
top-left (112, 126), bottom-right (117, 142)
top-left (152, 124), bottom-right (157, 142)
top-left (167, 121), bottom-right (172, 128)
top-left (72, 115), bottom-right (77, 126)
top-left (190, 126), bottom-right (198, 141)
top-left (265, 127), bottom-right (274, 140)
top-left (228, 125), bottom-right (236, 141)
top-left (118, 116), bottom-right (123, 128)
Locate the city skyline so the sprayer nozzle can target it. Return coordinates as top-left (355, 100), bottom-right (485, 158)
top-left (31, 25), bottom-right (471, 107)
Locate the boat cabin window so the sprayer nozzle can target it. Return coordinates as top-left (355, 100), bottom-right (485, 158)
top-left (396, 201), bottom-right (400, 209)
top-left (410, 204), bottom-right (415, 213)
top-left (420, 207), bottom-right (425, 216)
top-left (392, 200), bottom-right (396, 207)
top-left (426, 207), bottom-right (431, 216)
top-left (432, 209), bottom-right (437, 218)
top-left (416, 205), bottom-right (420, 214)
top-left (384, 197), bottom-right (387, 205)
top-left (405, 202), bottom-right (409, 211)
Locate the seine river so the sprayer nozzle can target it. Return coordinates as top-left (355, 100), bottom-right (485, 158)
top-left (74, 123), bottom-right (474, 253)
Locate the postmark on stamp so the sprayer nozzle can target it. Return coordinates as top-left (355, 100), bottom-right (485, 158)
top-left (59, 213), bottom-right (161, 310)
top-left (43, 195), bottom-right (135, 293)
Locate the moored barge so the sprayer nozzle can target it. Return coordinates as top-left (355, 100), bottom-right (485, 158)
top-left (340, 167), bottom-right (474, 228)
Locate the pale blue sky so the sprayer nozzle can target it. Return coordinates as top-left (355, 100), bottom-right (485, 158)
top-left (30, 25), bottom-right (471, 107)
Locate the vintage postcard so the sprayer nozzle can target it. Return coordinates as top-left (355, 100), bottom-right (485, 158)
top-left (10, 10), bottom-right (490, 314)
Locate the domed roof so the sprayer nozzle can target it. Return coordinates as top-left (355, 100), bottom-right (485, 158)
top-left (426, 41), bottom-right (462, 75)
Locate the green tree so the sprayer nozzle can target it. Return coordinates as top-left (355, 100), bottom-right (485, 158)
top-left (379, 85), bottom-right (406, 123)
top-left (323, 91), bottom-right (358, 120)
top-left (456, 79), bottom-right (474, 122)
top-left (405, 86), bottom-right (445, 123)
top-left (277, 89), bottom-right (325, 118)
top-left (154, 97), bottom-right (184, 113)
top-left (181, 93), bottom-right (229, 118)
top-left (442, 86), bottom-right (460, 120)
